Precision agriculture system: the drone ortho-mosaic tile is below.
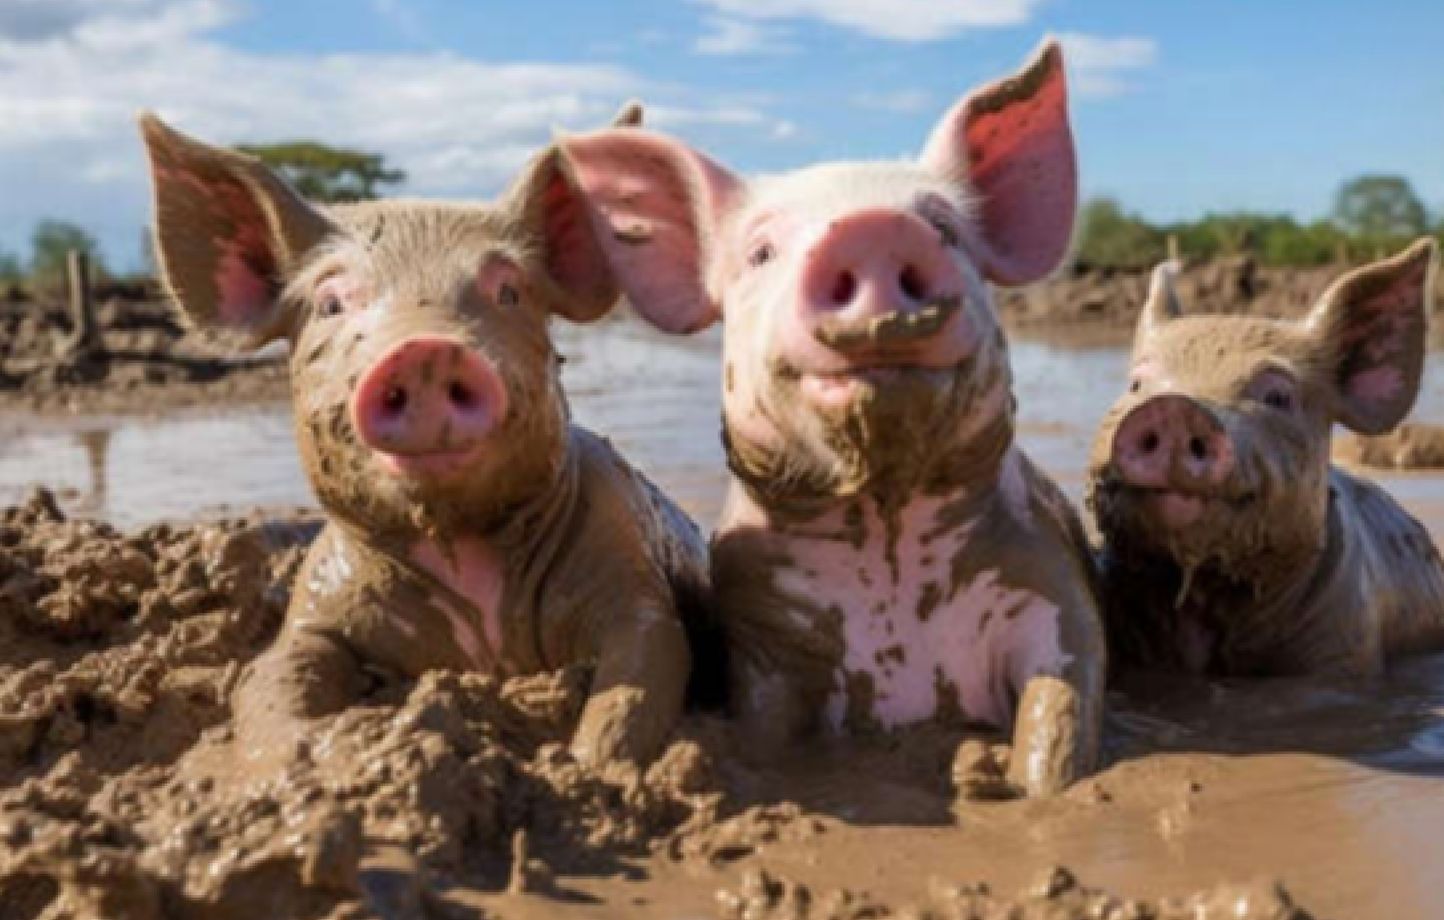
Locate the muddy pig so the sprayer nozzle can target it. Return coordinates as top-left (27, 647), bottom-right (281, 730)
top-left (1088, 240), bottom-right (1444, 676)
top-left (558, 40), bottom-right (1104, 795)
top-left (139, 111), bottom-right (708, 767)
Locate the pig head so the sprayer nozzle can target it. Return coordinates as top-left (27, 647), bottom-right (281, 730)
top-left (140, 110), bottom-right (707, 767)
top-left (1088, 240), bottom-right (1444, 676)
top-left (560, 41), bottom-right (1105, 795)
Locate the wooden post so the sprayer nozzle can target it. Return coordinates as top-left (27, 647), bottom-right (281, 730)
top-left (63, 249), bottom-right (100, 359)
top-left (1166, 233), bottom-right (1180, 263)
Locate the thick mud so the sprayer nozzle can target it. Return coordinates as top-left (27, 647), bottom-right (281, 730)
top-left (7, 489), bottom-right (1444, 918)
top-left (996, 255), bottom-right (1444, 336)
top-left (0, 298), bottom-right (286, 414)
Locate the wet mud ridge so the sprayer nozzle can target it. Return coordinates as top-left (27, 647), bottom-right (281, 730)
top-left (0, 299), bottom-right (287, 414)
top-left (0, 492), bottom-right (1339, 918)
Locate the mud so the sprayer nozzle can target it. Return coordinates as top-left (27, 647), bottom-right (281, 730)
top-left (0, 298), bottom-right (287, 414)
top-left (10, 488), bottom-right (1444, 917)
top-left (1336, 421), bottom-right (1444, 470)
top-left (998, 254), bottom-right (1444, 336)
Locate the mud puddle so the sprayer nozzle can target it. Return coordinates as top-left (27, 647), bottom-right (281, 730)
top-left (7, 320), bottom-right (1444, 917)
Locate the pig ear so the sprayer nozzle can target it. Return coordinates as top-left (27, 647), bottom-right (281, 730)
top-left (558, 128), bottom-right (741, 334)
top-left (610, 100), bottom-right (644, 127)
top-left (139, 112), bottom-right (332, 345)
top-left (1136, 260), bottom-right (1184, 340)
top-left (920, 38), bottom-right (1076, 286)
top-left (504, 147), bottom-right (621, 323)
top-left (1306, 237), bottom-right (1435, 434)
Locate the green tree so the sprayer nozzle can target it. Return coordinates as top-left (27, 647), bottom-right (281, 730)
top-left (1332, 174), bottom-right (1427, 240)
top-left (29, 220), bottom-right (106, 291)
top-left (0, 250), bottom-right (22, 286)
top-left (1073, 198), bottom-right (1165, 270)
top-left (237, 141), bottom-right (405, 203)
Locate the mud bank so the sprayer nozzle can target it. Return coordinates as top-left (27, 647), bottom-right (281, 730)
top-left (0, 299), bottom-right (286, 414)
top-left (997, 256), bottom-right (1444, 334)
top-left (18, 494), bottom-right (1444, 917)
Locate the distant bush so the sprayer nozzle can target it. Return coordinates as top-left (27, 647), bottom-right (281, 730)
top-left (1072, 198), bottom-right (1165, 270)
top-left (1074, 174), bottom-right (1433, 271)
top-left (29, 220), bottom-right (107, 293)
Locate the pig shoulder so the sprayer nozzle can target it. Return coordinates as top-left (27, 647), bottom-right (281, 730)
top-left (530, 426), bottom-right (710, 666)
top-left (286, 523), bottom-right (494, 677)
top-left (1330, 467), bottom-right (1444, 663)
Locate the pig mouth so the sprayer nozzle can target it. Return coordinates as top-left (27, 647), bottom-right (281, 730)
top-left (372, 441), bottom-right (488, 481)
top-left (1113, 482), bottom-right (1257, 531)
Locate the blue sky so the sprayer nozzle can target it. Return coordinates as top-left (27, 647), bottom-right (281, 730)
top-left (1, 0), bottom-right (1441, 271)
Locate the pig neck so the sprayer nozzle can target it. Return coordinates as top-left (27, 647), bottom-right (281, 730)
top-left (332, 428), bottom-right (584, 668)
top-left (1138, 487), bottom-right (1343, 671)
top-left (723, 408), bottom-right (1017, 575)
top-left (724, 394), bottom-right (1016, 532)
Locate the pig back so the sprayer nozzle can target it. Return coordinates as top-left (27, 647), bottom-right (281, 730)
top-left (1331, 467), bottom-right (1444, 662)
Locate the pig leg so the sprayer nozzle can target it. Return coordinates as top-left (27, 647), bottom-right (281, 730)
top-left (570, 605), bottom-right (690, 766)
top-left (1004, 620), bottom-right (1104, 795)
top-left (234, 627), bottom-right (369, 765)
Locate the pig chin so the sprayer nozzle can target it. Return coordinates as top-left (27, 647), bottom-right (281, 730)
top-left (756, 357), bottom-right (982, 499)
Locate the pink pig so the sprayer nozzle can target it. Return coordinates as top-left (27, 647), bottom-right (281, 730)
top-left (560, 41), bottom-right (1104, 794)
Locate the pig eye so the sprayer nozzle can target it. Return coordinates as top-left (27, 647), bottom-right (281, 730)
top-left (318, 295), bottom-right (344, 318)
top-left (1263, 389), bottom-right (1294, 412)
top-left (1249, 371), bottom-right (1298, 413)
top-left (1129, 378), bottom-right (1142, 394)
top-left (496, 282), bottom-right (520, 308)
top-left (748, 240), bottom-right (775, 268)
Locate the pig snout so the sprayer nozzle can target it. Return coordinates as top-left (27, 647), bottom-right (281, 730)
top-left (352, 336), bottom-right (506, 475)
top-left (802, 208), bottom-right (968, 356)
top-left (1111, 395), bottom-right (1234, 491)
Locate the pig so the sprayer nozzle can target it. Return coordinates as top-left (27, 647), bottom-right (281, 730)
top-left (557, 40), bottom-right (1105, 795)
top-left (1087, 240), bottom-right (1444, 676)
top-left (138, 109), bottom-right (709, 767)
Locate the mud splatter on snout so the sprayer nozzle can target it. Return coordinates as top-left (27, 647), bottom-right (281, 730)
top-left (812, 296), bottom-right (962, 352)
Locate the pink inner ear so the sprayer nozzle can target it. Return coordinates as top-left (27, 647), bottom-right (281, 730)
top-left (561, 130), bottom-right (739, 334)
top-left (539, 169), bottom-right (615, 321)
top-left (923, 47), bottom-right (1077, 286)
top-left (1348, 365), bottom-right (1405, 404)
top-left (214, 235), bottom-right (276, 328)
top-left (203, 174), bottom-right (280, 329)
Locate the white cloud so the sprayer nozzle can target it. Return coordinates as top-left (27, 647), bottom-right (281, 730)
top-left (692, 0), bottom-right (1041, 42)
top-left (694, 15), bottom-right (795, 56)
top-left (0, 0), bottom-right (791, 266)
top-left (1057, 33), bottom-right (1159, 98)
top-left (851, 89), bottom-right (933, 113)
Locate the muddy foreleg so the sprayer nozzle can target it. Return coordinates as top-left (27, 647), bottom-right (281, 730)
top-left (234, 627), bottom-right (369, 764)
top-left (1005, 666), bottom-right (1102, 796)
top-left (570, 606), bottom-right (689, 767)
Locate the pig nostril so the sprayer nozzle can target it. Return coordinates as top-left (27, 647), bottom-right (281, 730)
top-left (381, 386), bottom-right (408, 415)
top-left (831, 270), bottom-right (857, 305)
top-left (1189, 437), bottom-right (1208, 461)
top-left (899, 264), bottom-right (927, 301)
top-left (1140, 431), bottom-right (1160, 454)
top-left (448, 381), bottom-right (475, 410)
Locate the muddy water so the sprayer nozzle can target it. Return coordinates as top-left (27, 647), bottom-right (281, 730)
top-left (6, 319), bottom-right (1444, 917)
top-left (9, 319), bottom-right (1444, 537)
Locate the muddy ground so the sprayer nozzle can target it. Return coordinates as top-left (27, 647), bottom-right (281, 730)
top-left (0, 297), bottom-right (285, 414)
top-left (8, 488), bottom-right (1444, 918)
top-left (998, 255), bottom-right (1444, 335)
